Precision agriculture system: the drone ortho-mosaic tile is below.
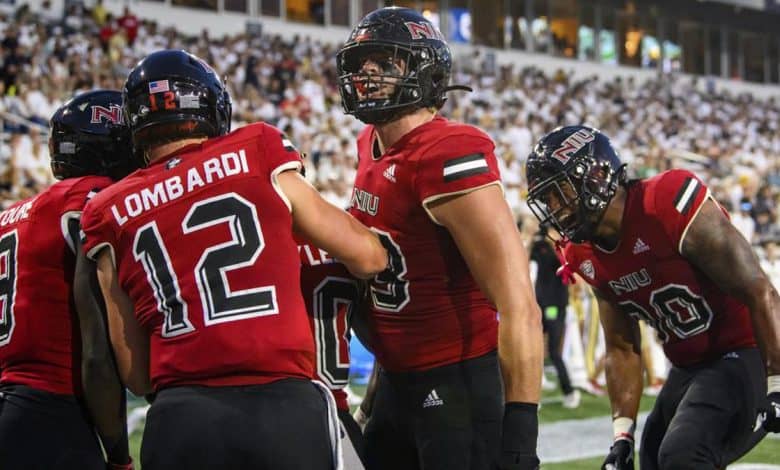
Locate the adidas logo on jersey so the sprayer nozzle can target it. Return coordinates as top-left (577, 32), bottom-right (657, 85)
top-left (632, 238), bottom-right (650, 254)
top-left (383, 164), bottom-right (397, 183)
top-left (166, 157), bottom-right (182, 170)
top-left (423, 389), bottom-right (444, 408)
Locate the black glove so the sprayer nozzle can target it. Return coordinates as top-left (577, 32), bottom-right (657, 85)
top-left (496, 402), bottom-right (540, 470)
top-left (495, 453), bottom-right (540, 470)
top-left (763, 392), bottom-right (780, 433)
top-left (601, 438), bottom-right (634, 470)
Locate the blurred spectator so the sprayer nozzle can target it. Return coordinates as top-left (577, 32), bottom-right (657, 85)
top-left (98, 13), bottom-right (116, 51)
top-left (38, 0), bottom-right (60, 25)
top-left (118, 6), bottom-right (139, 46)
top-left (1, 23), bottom-right (19, 52)
top-left (733, 198), bottom-right (757, 244)
top-left (761, 242), bottom-right (780, 291)
top-left (4, 5), bottom-right (780, 402)
top-left (92, 0), bottom-right (108, 26)
top-left (497, 140), bottom-right (524, 214)
top-left (529, 226), bottom-right (580, 409)
top-left (754, 185), bottom-right (776, 219)
top-left (63, 3), bottom-right (84, 34)
top-left (0, 0), bottom-right (779, 249)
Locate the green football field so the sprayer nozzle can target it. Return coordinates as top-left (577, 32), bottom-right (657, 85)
top-left (127, 383), bottom-right (780, 468)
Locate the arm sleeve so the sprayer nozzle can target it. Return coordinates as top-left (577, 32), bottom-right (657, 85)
top-left (262, 123), bottom-right (304, 176)
top-left (415, 133), bottom-right (502, 220)
top-left (650, 169), bottom-right (712, 254)
top-left (80, 198), bottom-right (117, 264)
top-left (262, 124), bottom-right (305, 212)
top-left (61, 177), bottom-right (112, 253)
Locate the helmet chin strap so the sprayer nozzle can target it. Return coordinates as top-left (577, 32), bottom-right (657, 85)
top-left (443, 85), bottom-right (473, 93)
top-left (569, 209), bottom-right (602, 244)
top-left (357, 98), bottom-right (416, 125)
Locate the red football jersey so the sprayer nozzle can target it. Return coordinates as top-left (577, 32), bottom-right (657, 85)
top-left (298, 240), bottom-right (358, 412)
top-left (348, 116), bottom-right (500, 372)
top-left (564, 169), bottom-right (756, 367)
top-left (81, 122), bottom-right (315, 390)
top-left (0, 176), bottom-right (113, 395)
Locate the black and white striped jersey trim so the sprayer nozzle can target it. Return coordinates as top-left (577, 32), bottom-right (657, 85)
top-left (280, 134), bottom-right (297, 152)
top-left (442, 153), bottom-right (488, 182)
top-left (673, 177), bottom-right (702, 215)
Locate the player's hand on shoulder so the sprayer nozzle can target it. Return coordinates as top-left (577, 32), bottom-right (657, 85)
top-left (601, 437), bottom-right (634, 470)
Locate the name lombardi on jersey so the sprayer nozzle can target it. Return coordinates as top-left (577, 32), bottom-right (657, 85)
top-left (111, 150), bottom-right (249, 225)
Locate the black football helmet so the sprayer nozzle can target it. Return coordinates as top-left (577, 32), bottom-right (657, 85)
top-left (336, 7), bottom-right (455, 124)
top-left (49, 89), bottom-right (136, 180)
top-left (123, 49), bottom-right (231, 162)
top-left (525, 126), bottom-right (626, 243)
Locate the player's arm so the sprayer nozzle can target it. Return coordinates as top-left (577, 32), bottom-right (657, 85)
top-left (72, 223), bottom-right (132, 468)
top-left (427, 184), bottom-right (543, 468)
top-left (595, 288), bottom-right (641, 470)
top-left (353, 361), bottom-right (379, 430)
top-left (277, 170), bottom-right (387, 279)
top-left (428, 184), bottom-right (542, 402)
top-left (349, 280), bottom-right (379, 429)
top-left (682, 198), bottom-right (780, 431)
top-left (94, 248), bottom-right (152, 397)
top-left (596, 289), bottom-right (643, 422)
top-left (682, 198), bottom-right (780, 375)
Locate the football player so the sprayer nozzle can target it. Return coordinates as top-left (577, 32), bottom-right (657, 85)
top-left (298, 238), bottom-right (366, 468)
top-left (525, 125), bottom-right (780, 470)
top-left (0, 90), bottom-right (135, 470)
top-left (337, 7), bottom-right (543, 470)
top-left (78, 50), bottom-right (387, 470)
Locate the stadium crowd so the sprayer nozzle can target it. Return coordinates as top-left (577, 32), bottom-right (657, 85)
top-left (2, 2), bottom-right (780, 253)
top-left (2, 5), bottom-right (780, 462)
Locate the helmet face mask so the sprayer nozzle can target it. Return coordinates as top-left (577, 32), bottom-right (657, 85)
top-left (342, 45), bottom-right (411, 99)
top-left (337, 7), bottom-right (452, 125)
top-left (49, 90), bottom-right (137, 180)
top-left (526, 126), bottom-right (625, 243)
top-left (527, 169), bottom-right (584, 240)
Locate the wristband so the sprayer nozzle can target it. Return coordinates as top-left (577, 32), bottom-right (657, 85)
top-left (768, 375), bottom-right (780, 395)
top-left (108, 458), bottom-right (133, 470)
top-left (612, 417), bottom-right (635, 442)
top-left (502, 402), bottom-right (539, 454)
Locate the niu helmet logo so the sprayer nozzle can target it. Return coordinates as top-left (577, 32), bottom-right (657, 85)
top-left (551, 129), bottom-right (595, 164)
top-left (352, 28), bottom-right (372, 42)
top-left (404, 21), bottom-right (444, 41)
top-left (91, 105), bottom-right (122, 124)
